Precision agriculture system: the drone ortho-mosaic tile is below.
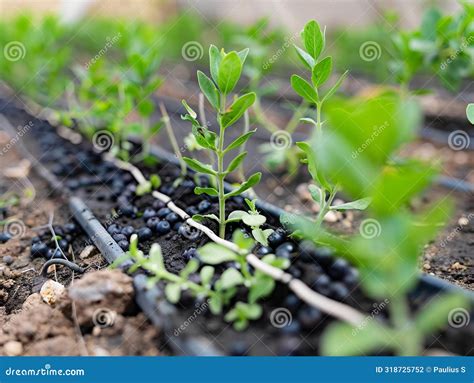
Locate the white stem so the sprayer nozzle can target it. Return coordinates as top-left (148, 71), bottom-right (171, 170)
top-left (108, 157), bottom-right (366, 326)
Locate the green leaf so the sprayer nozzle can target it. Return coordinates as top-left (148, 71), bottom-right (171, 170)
top-left (331, 197), bottom-right (371, 211)
top-left (237, 48), bottom-right (249, 64)
top-left (180, 259), bottom-right (199, 278)
top-left (182, 100), bottom-right (197, 119)
top-left (209, 294), bottom-right (223, 314)
top-left (296, 141), bottom-right (331, 191)
top-left (308, 184), bottom-right (322, 204)
top-left (251, 227), bottom-right (271, 247)
top-left (200, 266), bottom-right (215, 286)
top-left (321, 321), bottom-right (393, 356)
top-left (303, 20), bottom-right (325, 59)
top-left (198, 243), bottom-right (238, 264)
top-left (249, 275), bottom-right (275, 303)
top-left (150, 174), bottom-right (161, 189)
top-left (232, 230), bottom-right (254, 251)
top-left (149, 243), bottom-right (165, 270)
top-left (226, 151), bottom-right (247, 173)
top-left (192, 213), bottom-right (220, 223)
top-left (135, 181), bottom-right (152, 196)
top-left (183, 157), bottom-right (216, 175)
top-left (138, 99), bottom-right (154, 117)
top-left (195, 187), bottom-right (218, 196)
top-left (225, 130), bottom-right (256, 152)
top-left (192, 125), bottom-right (217, 150)
top-left (294, 45), bottom-right (316, 69)
top-left (312, 56), bottom-right (332, 86)
top-left (467, 104), bottom-right (474, 124)
top-left (165, 283), bottom-right (181, 304)
top-left (242, 213), bottom-right (266, 227)
top-left (415, 294), bottom-right (468, 335)
top-left (218, 51), bottom-right (242, 95)
top-left (291, 75), bottom-right (318, 104)
top-left (218, 268), bottom-right (244, 290)
top-left (197, 70), bottom-right (219, 110)
top-left (225, 172), bottom-right (261, 198)
top-left (226, 210), bottom-right (248, 223)
top-left (322, 70), bottom-right (348, 102)
top-left (209, 44), bottom-right (222, 84)
top-left (221, 93), bottom-right (256, 129)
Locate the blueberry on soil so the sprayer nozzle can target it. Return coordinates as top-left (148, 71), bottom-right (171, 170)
top-left (0, 232), bottom-right (12, 244)
top-left (118, 240), bottom-right (129, 250)
top-left (197, 200), bottom-right (211, 213)
top-left (122, 225), bottom-right (135, 237)
top-left (142, 208), bottom-right (156, 220)
top-left (157, 207), bottom-right (171, 218)
top-left (166, 212), bottom-right (180, 224)
top-left (31, 242), bottom-right (49, 258)
top-left (268, 230), bottom-right (285, 249)
top-left (146, 217), bottom-right (160, 229)
top-left (297, 306), bottom-right (322, 330)
top-left (156, 221), bottom-right (171, 235)
top-left (328, 258), bottom-right (350, 280)
top-left (137, 227), bottom-right (153, 241)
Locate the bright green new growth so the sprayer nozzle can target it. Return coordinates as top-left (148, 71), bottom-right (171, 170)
top-left (118, 232), bottom-right (288, 330)
top-left (65, 23), bottom-right (163, 162)
top-left (288, 94), bottom-right (468, 355)
top-left (182, 45), bottom-right (262, 238)
top-left (288, 20), bottom-right (369, 233)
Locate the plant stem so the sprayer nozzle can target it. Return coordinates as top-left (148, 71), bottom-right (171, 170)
top-left (236, 110), bottom-right (250, 184)
top-left (390, 295), bottom-right (421, 356)
top-left (217, 94), bottom-right (227, 238)
top-left (314, 186), bottom-right (338, 232)
top-left (198, 93), bottom-right (215, 168)
top-left (159, 102), bottom-right (187, 177)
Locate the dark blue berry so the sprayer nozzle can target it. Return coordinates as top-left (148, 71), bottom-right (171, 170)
top-left (280, 321), bottom-right (301, 335)
top-left (152, 200), bottom-right (165, 210)
top-left (48, 248), bottom-right (64, 259)
top-left (113, 233), bottom-right (127, 242)
top-left (107, 224), bottom-right (121, 235)
top-left (183, 247), bottom-right (197, 261)
top-left (0, 232), bottom-right (12, 244)
top-left (31, 236), bottom-right (41, 244)
top-left (121, 226), bottom-right (135, 237)
top-left (197, 200), bottom-right (211, 213)
top-left (268, 230), bottom-right (285, 249)
top-left (64, 223), bottom-right (77, 234)
top-left (156, 221), bottom-right (171, 235)
top-left (118, 240), bottom-right (129, 250)
top-left (283, 294), bottom-right (301, 312)
top-left (31, 242), bottom-right (49, 258)
top-left (313, 274), bottom-right (331, 295)
top-left (313, 247), bottom-right (333, 266)
top-left (256, 246), bottom-right (272, 256)
top-left (298, 306), bottom-right (322, 330)
top-left (276, 242), bottom-right (295, 258)
top-left (328, 258), bottom-right (350, 280)
top-left (137, 227), bottom-right (153, 241)
top-left (157, 207), bottom-right (171, 218)
top-left (58, 239), bottom-right (69, 251)
top-left (343, 268), bottom-right (359, 288)
top-left (146, 217), bottom-right (160, 229)
top-left (166, 212), bottom-right (180, 224)
top-left (186, 206), bottom-right (199, 216)
top-left (142, 208), bottom-right (156, 220)
top-left (329, 282), bottom-right (349, 300)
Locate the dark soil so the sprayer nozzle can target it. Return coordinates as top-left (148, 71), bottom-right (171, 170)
top-left (1, 99), bottom-right (473, 356)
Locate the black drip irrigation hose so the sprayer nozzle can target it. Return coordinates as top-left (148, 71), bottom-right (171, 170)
top-left (0, 113), bottom-right (222, 356)
top-left (40, 258), bottom-right (85, 277)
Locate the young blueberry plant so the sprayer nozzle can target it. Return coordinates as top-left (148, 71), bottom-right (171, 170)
top-left (288, 95), bottom-right (469, 355)
top-left (182, 45), bottom-right (262, 238)
top-left (117, 232), bottom-right (288, 330)
top-left (227, 199), bottom-right (273, 246)
top-left (287, 20), bottom-right (369, 233)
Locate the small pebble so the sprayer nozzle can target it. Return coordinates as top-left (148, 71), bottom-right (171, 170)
top-left (4, 341), bottom-right (23, 356)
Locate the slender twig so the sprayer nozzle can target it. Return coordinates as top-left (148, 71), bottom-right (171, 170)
top-left (40, 258), bottom-right (85, 277)
top-left (159, 102), bottom-right (187, 177)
